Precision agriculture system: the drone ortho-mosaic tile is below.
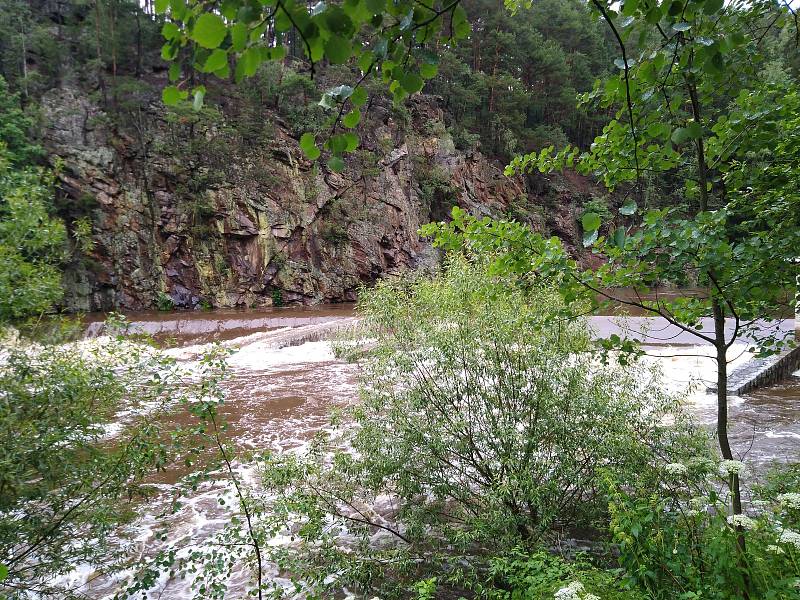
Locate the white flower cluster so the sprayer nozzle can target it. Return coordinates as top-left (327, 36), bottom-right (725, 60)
top-left (553, 581), bottom-right (598, 600)
top-left (719, 460), bottom-right (747, 477)
top-left (778, 528), bottom-right (800, 549)
top-left (665, 463), bottom-right (688, 477)
top-left (727, 514), bottom-right (756, 530)
top-left (777, 492), bottom-right (800, 510)
top-left (554, 582), bottom-right (584, 600)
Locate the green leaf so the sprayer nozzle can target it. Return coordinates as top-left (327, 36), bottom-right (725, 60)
top-left (161, 42), bottom-right (178, 60)
top-left (328, 134), bottom-right (349, 154)
top-left (582, 212), bottom-right (601, 232)
top-left (583, 228), bottom-right (599, 247)
top-left (343, 132), bottom-right (359, 151)
top-left (324, 6), bottom-right (355, 35)
top-left (328, 156), bottom-right (346, 172)
top-left (237, 46), bottom-right (262, 80)
top-left (155, 0), bottom-right (169, 14)
top-left (221, 0), bottom-right (238, 19)
top-left (620, 199), bottom-right (637, 215)
top-left (671, 127), bottom-right (691, 144)
top-left (343, 109), bottom-right (361, 128)
top-left (613, 226), bottom-right (626, 248)
top-left (365, 0), bottom-right (384, 15)
top-left (672, 22), bottom-right (691, 32)
top-left (324, 35), bottom-right (352, 64)
top-left (703, 0), bottom-right (724, 15)
top-left (420, 63), bottom-right (438, 79)
top-left (192, 14), bottom-right (227, 49)
top-left (203, 49), bottom-right (228, 73)
top-left (351, 87), bottom-right (368, 107)
top-left (168, 62), bottom-right (181, 82)
top-left (622, 0), bottom-right (639, 16)
top-left (451, 5), bottom-right (471, 39)
top-left (264, 45), bottom-right (287, 61)
top-left (299, 132), bottom-right (321, 160)
top-left (645, 6), bottom-right (662, 24)
top-left (358, 51), bottom-right (375, 74)
top-left (400, 72), bottom-right (424, 94)
top-left (162, 85), bottom-right (186, 105)
top-left (230, 23), bottom-right (248, 52)
top-left (703, 51), bottom-right (724, 74)
top-left (667, 1), bottom-right (683, 16)
top-left (685, 121), bottom-right (704, 139)
top-left (162, 22), bottom-right (180, 40)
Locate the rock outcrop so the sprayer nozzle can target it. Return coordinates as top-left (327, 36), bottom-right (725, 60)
top-left (41, 85), bottom-right (591, 311)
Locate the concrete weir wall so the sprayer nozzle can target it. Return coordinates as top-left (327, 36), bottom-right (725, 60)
top-left (709, 343), bottom-right (800, 396)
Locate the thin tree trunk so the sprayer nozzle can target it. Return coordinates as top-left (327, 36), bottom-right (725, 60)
top-left (135, 8), bottom-right (143, 77)
top-left (19, 15), bottom-right (28, 99)
top-left (691, 70), bottom-right (750, 599)
top-left (110, 0), bottom-right (118, 104)
top-left (94, 0), bottom-right (108, 107)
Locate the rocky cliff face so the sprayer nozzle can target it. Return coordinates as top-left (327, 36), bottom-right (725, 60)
top-left (41, 85), bottom-right (592, 311)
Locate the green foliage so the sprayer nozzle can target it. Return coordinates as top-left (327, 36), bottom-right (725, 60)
top-left (271, 288), bottom-right (284, 307)
top-left (0, 1), bottom-right (62, 97)
top-left (155, 290), bottom-right (175, 311)
top-left (0, 77), bottom-right (43, 166)
top-left (425, 0), bottom-right (614, 159)
top-left (486, 549), bottom-right (644, 599)
top-left (412, 158), bottom-right (458, 219)
top-left (157, 0), bottom-right (472, 162)
top-left (320, 221), bottom-right (350, 246)
top-left (606, 461), bottom-right (800, 599)
top-left (71, 216), bottom-right (95, 254)
top-left (0, 331), bottom-right (191, 597)
top-left (0, 143), bottom-right (66, 322)
top-left (424, 7), bottom-right (800, 599)
top-left (163, 258), bottom-right (705, 598)
top-left (428, 0), bottom-right (800, 362)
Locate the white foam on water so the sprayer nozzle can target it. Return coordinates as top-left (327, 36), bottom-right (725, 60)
top-left (48, 332), bottom-right (359, 599)
top-left (228, 340), bottom-right (337, 371)
top-left (639, 343), bottom-right (752, 409)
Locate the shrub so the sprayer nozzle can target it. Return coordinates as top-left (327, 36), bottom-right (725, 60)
top-left (485, 549), bottom-right (647, 599)
top-left (606, 459), bottom-right (800, 599)
top-left (248, 257), bottom-right (702, 597)
top-left (155, 290), bottom-right (175, 311)
top-left (320, 221), bottom-right (350, 246)
top-left (0, 332), bottom-right (190, 596)
top-left (0, 143), bottom-right (66, 322)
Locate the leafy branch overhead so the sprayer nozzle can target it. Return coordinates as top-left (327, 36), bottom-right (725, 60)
top-left (156, 0), bottom-right (469, 171)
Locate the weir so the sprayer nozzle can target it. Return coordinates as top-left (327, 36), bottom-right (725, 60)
top-left (708, 274), bottom-right (800, 395)
top-left (707, 343), bottom-right (800, 396)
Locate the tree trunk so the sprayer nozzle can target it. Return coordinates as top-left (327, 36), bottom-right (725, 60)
top-left (94, 0), bottom-right (108, 107)
top-left (135, 8), bottom-right (143, 78)
top-left (19, 15), bottom-right (28, 99)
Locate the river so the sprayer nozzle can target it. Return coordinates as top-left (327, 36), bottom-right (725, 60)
top-left (62, 305), bottom-right (799, 598)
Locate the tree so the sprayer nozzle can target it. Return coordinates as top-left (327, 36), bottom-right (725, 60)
top-left (423, 3), bottom-right (800, 595)
top-left (154, 0), bottom-right (474, 171)
top-left (0, 76), bottom-right (65, 322)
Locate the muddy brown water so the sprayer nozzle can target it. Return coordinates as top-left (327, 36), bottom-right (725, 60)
top-left (60, 307), bottom-right (798, 598)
